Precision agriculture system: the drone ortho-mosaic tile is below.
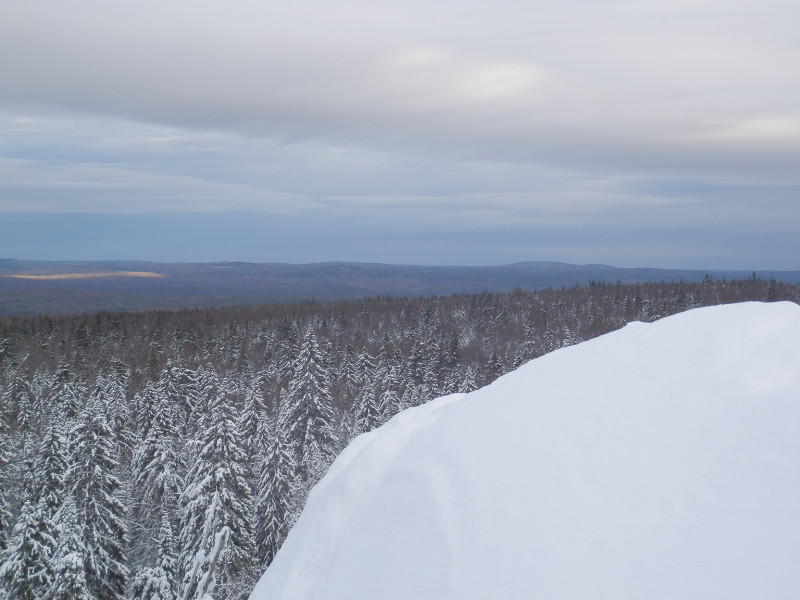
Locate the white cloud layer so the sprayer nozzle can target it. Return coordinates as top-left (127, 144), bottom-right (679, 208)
top-left (3, 0), bottom-right (798, 168)
top-left (0, 0), bottom-right (798, 267)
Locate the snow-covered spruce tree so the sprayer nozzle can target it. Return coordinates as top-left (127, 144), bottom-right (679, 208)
top-left (189, 365), bottom-right (218, 434)
top-left (129, 382), bottom-right (184, 582)
top-left (100, 360), bottom-right (134, 459)
top-left (131, 383), bottom-right (185, 526)
top-left (67, 398), bottom-right (128, 600)
top-left (48, 497), bottom-right (92, 600)
top-left (4, 369), bottom-right (36, 436)
top-left (178, 381), bottom-right (256, 600)
top-left (421, 359), bottom-right (441, 401)
top-left (33, 422), bottom-right (69, 518)
top-left (228, 345), bottom-right (255, 401)
top-left (399, 382), bottom-right (425, 411)
top-left (178, 366), bottom-right (201, 433)
top-left (132, 505), bottom-right (178, 600)
top-left (0, 421), bottom-right (68, 599)
top-left (133, 381), bottom-right (160, 444)
top-left (442, 365), bottom-right (463, 395)
top-left (0, 405), bottom-right (13, 553)
top-left (238, 379), bottom-right (268, 459)
top-left (254, 411), bottom-right (296, 569)
top-left (353, 349), bottom-right (377, 388)
top-left (459, 366), bottom-right (478, 394)
top-left (484, 350), bottom-right (504, 385)
top-left (275, 328), bottom-right (299, 390)
top-left (283, 328), bottom-right (339, 490)
top-left (0, 496), bottom-right (57, 600)
top-left (338, 341), bottom-right (356, 389)
top-left (157, 360), bottom-right (197, 438)
top-left (352, 383), bottom-right (381, 437)
top-left (378, 365), bottom-right (402, 423)
top-left (48, 361), bottom-right (87, 421)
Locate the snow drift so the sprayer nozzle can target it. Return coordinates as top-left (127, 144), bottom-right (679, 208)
top-left (250, 302), bottom-right (800, 600)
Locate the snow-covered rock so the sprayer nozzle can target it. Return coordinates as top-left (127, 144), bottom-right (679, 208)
top-left (250, 301), bottom-right (800, 600)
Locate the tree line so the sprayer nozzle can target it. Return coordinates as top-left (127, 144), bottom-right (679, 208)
top-left (0, 275), bottom-right (797, 599)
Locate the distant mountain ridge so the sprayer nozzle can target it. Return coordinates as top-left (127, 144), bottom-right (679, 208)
top-left (1, 258), bottom-right (798, 316)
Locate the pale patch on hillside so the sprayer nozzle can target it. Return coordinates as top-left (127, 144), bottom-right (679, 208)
top-left (4, 271), bottom-right (163, 280)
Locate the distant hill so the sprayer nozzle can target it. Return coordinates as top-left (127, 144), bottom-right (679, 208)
top-left (1, 258), bottom-right (799, 316)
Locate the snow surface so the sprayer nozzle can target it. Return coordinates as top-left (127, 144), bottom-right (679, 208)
top-left (250, 302), bottom-right (800, 600)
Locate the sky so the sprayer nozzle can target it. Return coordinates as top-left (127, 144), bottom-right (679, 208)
top-left (1, 0), bottom-right (799, 268)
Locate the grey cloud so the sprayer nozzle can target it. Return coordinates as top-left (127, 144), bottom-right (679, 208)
top-left (1, 1), bottom-right (799, 269)
top-left (2, 0), bottom-right (799, 178)
top-left (2, 109), bottom-right (798, 244)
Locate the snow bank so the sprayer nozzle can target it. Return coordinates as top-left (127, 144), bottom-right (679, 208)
top-left (250, 301), bottom-right (800, 600)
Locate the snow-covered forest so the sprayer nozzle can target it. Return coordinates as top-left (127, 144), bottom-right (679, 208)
top-left (0, 276), bottom-right (797, 600)
top-left (251, 301), bottom-right (800, 600)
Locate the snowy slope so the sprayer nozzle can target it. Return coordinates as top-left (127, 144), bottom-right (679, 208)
top-left (250, 302), bottom-right (800, 600)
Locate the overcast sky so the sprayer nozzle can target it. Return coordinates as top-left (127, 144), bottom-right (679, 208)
top-left (1, 0), bottom-right (798, 268)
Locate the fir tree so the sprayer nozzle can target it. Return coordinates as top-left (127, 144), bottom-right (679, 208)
top-left (421, 360), bottom-right (441, 400)
top-left (338, 341), bottom-right (356, 387)
top-left (131, 387), bottom-right (185, 522)
top-left (133, 382), bottom-right (160, 443)
top-left (48, 361), bottom-right (86, 421)
top-left (353, 384), bottom-right (382, 436)
top-left (132, 507), bottom-right (178, 600)
top-left (33, 423), bottom-right (69, 516)
top-left (283, 329), bottom-right (339, 489)
top-left (67, 400), bottom-right (128, 600)
top-left (238, 381), bottom-right (267, 458)
top-left (459, 366), bottom-right (478, 393)
top-left (0, 421), bottom-right (68, 599)
top-left (254, 413), bottom-right (296, 568)
top-left (177, 366), bottom-right (201, 433)
top-left (442, 365), bottom-right (462, 395)
top-left (101, 360), bottom-right (134, 458)
top-left (4, 370), bottom-right (35, 435)
top-left (276, 330), bottom-right (299, 390)
top-left (484, 350), bottom-right (503, 384)
top-left (0, 496), bottom-right (57, 600)
top-left (179, 386), bottom-right (256, 600)
top-left (48, 498), bottom-right (93, 600)
top-left (354, 350), bottom-right (377, 387)
top-left (444, 331), bottom-right (461, 372)
top-left (403, 382), bottom-right (426, 410)
top-left (378, 366), bottom-right (402, 422)
top-left (157, 361), bottom-right (188, 435)
top-left (0, 405), bottom-right (13, 553)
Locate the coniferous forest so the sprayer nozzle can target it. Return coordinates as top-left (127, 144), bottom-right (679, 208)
top-left (0, 276), bottom-right (797, 600)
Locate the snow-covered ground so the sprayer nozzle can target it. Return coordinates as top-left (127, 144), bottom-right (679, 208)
top-left (250, 301), bottom-right (800, 600)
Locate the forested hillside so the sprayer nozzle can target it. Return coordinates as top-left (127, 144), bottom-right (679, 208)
top-left (4, 259), bottom-right (800, 316)
top-left (0, 276), bottom-right (797, 600)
